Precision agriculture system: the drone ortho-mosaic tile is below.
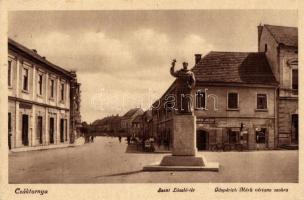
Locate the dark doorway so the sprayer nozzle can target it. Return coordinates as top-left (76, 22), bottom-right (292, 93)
top-left (291, 114), bottom-right (298, 144)
top-left (64, 119), bottom-right (68, 142)
top-left (22, 114), bottom-right (29, 146)
top-left (49, 117), bottom-right (55, 144)
top-left (197, 130), bottom-right (208, 150)
top-left (37, 116), bottom-right (43, 144)
top-left (60, 119), bottom-right (64, 143)
top-left (8, 113), bottom-right (12, 149)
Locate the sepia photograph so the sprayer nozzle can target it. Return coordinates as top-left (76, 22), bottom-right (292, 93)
top-left (6, 9), bottom-right (298, 186)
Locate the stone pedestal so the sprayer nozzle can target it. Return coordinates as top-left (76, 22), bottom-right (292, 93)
top-left (143, 115), bottom-right (219, 171)
top-left (172, 115), bottom-right (197, 156)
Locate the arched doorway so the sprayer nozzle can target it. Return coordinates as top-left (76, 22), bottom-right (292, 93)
top-left (197, 130), bottom-right (209, 151)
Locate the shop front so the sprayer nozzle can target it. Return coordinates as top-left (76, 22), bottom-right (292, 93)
top-left (196, 117), bottom-right (275, 151)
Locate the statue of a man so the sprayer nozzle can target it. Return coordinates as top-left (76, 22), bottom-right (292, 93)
top-left (170, 59), bottom-right (196, 114)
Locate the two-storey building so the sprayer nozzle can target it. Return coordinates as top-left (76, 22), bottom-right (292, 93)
top-left (258, 24), bottom-right (298, 147)
top-left (8, 38), bottom-right (81, 150)
top-left (152, 52), bottom-right (278, 151)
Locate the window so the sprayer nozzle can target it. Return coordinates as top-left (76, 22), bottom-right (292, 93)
top-left (60, 83), bottom-right (65, 101)
top-left (22, 68), bottom-right (29, 91)
top-left (38, 74), bottom-right (43, 95)
top-left (228, 92), bottom-right (238, 109)
top-left (50, 79), bottom-right (55, 98)
top-left (256, 128), bottom-right (267, 144)
top-left (196, 90), bottom-right (205, 109)
top-left (257, 94), bottom-right (267, 109)
top-left (264, 44), bottom-right (268, 52)
top-left (292, 69), bottom-right (298, 90)
top-left (8, 60), bottom-right (12, 86)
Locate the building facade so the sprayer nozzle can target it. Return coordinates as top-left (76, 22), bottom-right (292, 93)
top-left (90, 115), bottom-right (121, 136)
top-left (151, 24), bottom-right (298, 151)
top-left (120, 108), bottom-right (144, 137)
top-left (8, 38), bottom-right (81, 150)
top-left (258, 24), bottom-right (298, 147)
top-left (152, 52), bottom-right (278, 151)
top-left (131, 114), bottom-right (143, 138)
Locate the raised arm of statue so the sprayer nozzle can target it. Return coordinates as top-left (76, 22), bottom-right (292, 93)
top-left (191, 71), bottom-right (196, 88)
top-left (170, 59), bottom-right (178, 77)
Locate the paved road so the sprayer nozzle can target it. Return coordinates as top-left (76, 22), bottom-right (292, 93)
top-left (9, 137), bottom-right (298, 183)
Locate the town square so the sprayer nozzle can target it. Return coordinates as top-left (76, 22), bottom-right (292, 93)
top-left (7, 10), bottom-right (298, 183)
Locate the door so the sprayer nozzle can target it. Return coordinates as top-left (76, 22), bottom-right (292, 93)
top-left (49, 117), bottom-right (54, 144)
top-left (8, 113), bottom-right (12, 149)
top-left (291, 114), bottom-right (298, 144)
top-left (60, 119), bottom-right (64, 143)
top-left (37, 116), bottom-right (43, 144)
top-left (22, 114), bottom-right (29, 146)
top-left (196, 130), bottom-right (208, 150)
top-left (64, 119), bottom-right (68, 142)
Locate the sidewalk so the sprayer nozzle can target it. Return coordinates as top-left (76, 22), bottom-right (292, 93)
top-left (125, 143), bottom-right (170, 154)
top-left (10, 137), bottom-right (85, 153)
top-left (154, 144), bottom-right (171, 153)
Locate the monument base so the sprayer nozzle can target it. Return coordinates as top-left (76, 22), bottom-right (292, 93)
top-left (143, 155), bottom-right (219, 171)
top-left (143, 114), bottom-right (219, 171)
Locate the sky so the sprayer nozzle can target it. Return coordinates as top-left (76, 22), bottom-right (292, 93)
top-left (8, 10), bottom-right (297, 123)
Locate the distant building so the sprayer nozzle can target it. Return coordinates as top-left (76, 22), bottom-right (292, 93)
top-left (109, 115), bottom-right (122, 136)
top-left (8, 38), bottom-right (81, 150)
top-left (131, 114), bottom-right (143, 138)
top-left (91, 118), bottom-right (111, 133)
top-left (142, 110), bottom-right (153, 140)
top-left (257, 24), bottom-right (298, 147)
top-left (91, 115), bottom-right (121, 136)
top-left (121, 108), bottom-right (144, 137)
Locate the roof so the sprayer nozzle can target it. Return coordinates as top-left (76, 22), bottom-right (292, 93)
top-left (132, 114), bottom-right (143, 123)
top-left (92, 115), bottom-right (121, 126)
top-left (264, 24), bottom-right (298, 47)
top-left (122, 108), bottom-right (143, 118)
top-left (8, 38), bottom-right (74, 78)
top-left (192, 51), bottom-right (278, 86)
top-left (143, 110), bottom-right (153, 122)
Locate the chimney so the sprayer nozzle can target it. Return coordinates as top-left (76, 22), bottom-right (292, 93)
top-left (257, 23), bottom-right (263, 51)
top-left (195, 54), bottom-right (202, 64)
top-left (32, 49), bottom-right (37, 53)
top-left (42, 56), bottom-right (46, 60)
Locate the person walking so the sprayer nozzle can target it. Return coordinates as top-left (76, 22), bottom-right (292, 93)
top-left (118, 136), bottom-right (122, 143)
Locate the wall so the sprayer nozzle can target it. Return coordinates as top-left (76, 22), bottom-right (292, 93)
top-left (153, 84), bottom-right (276, 150)
top-left (8, 49), bottom-right (72, 149)
top-left (192, 85), bottom-right (275, 118)
top-left (259, 27), bottom-right (280, 81)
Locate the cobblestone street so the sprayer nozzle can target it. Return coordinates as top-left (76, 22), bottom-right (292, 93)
top-left (9, 137), bottom-right (298, 183)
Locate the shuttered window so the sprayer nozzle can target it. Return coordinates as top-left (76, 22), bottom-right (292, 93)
top-left (228, 92), bottom-right (238, 109)
top-left (22, 68), bottom-right (29, 91)
top-left (8, 61), bottom-right (12, 86)
top-left (292, 69), bottom-right (298, 90)
top-left (196, 90), bottom-right (205, 109)
top-left (257, 94), bottom-right (267, 109)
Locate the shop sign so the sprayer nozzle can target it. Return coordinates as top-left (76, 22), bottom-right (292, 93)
top-left (231, 127), bottom-right (240, 132)
top-left (19, 102), bottom-right (32, 109)
top-left (197, 118), bottom-right (216, 124)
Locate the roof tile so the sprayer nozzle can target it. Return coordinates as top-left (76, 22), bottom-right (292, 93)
top-left (192, 51), bottom-right (278, 85)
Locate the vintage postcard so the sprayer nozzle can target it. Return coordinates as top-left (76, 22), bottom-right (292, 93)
top-left (0, 0), bottom-right (303, 200)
